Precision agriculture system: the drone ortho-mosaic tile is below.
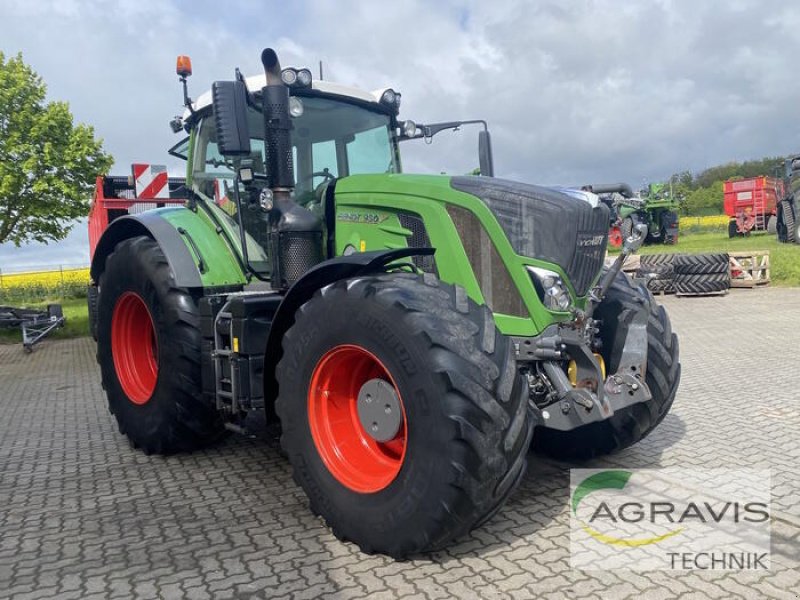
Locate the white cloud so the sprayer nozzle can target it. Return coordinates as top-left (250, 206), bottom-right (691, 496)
top-left (2, 0), bottom-right (800, 267)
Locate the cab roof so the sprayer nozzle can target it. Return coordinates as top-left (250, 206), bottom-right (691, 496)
top-left (184, 74), bottom-right (391, 120)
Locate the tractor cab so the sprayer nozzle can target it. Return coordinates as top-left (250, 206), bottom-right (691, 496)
top-left (173, 55), bottom-right (493, 282)
top-left (188, 80), bottom-right (402, 206)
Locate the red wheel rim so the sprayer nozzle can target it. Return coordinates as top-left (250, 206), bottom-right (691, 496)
top-left (112, 292), bottom-right (158, 405)
top-left (609, 226), bottom-right (623, 248)
top-left (308, 345), bottom-right (407, 493)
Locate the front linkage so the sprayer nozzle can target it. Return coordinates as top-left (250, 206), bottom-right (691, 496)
top-left (519, 224), bottom-right (653, 431)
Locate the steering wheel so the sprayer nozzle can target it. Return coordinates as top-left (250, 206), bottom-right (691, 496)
top-left (301, 169), bottom-right (336, 188)
top-left (298, 169), bottom-right (336, 206)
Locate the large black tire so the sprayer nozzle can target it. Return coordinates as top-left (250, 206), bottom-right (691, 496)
top-left (673, 253), bottom-right (729, 275)
top-left (767, 215), bottom-right (778, 235)
top-left (661, 210), bottom-right (679, 244)
top-left (728, 219), bottom-right (738, 238)
top-left (275, 273), bottom-right (533, 558)
top-left (782, 200), bottom-right (797, 243)
top-left (636, 263), bottom-right (675, 294)
top-left (640, 253), bottom-right (681, 267)
top-left (621, 217), bottom-right (634, 241)
top-left (674, 272), bottom-right (730, 295)
top-left (534, 272), bottom-right (680, 460)
top-left (97, 236), bottom-right (226, 454)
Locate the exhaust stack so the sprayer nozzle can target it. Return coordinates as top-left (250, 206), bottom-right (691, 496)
top-left (261, 48), bottom-right (294, 191)
top-left (260, 48), bottom-right (322, 290)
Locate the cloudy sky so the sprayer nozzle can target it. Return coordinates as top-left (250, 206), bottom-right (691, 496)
top-left (2, 0), bottom-right (800, 269)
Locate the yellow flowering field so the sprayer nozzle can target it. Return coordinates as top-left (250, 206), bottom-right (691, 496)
top-left (680, 214), bottom-right (730, 233)
top-left (0, 267), bottom-right (89, 302)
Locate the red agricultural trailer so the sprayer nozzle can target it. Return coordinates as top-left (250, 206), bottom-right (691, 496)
top-left (88, 164), bottom-right (186, 261)
top-left (723, 176), bottom-right (783, 237)
top-left (87, 164), bottom-right (186, 339)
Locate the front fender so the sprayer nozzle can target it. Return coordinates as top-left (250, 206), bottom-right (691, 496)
top-left (262, 248), bottom-right (435, 413)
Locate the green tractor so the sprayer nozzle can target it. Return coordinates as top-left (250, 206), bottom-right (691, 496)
top-left (606, 182), bottom-right (680, 247)
top-left (89, 49), bottom-right (680, 558)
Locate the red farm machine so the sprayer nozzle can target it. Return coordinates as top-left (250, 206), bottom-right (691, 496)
top-left (87, 165), bottom-right (186, 337)
top-left (88, 164), bottom-right (187, 257)
top-left (723, 176), bottom-right (782, 237)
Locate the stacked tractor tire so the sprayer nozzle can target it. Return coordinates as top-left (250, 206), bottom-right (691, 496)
top-left (636, 253), bottom-right (730, 296)
top-left (673, 253), bottom-right (730, 295)
top-left (636, 255), bottom-right (677, 294)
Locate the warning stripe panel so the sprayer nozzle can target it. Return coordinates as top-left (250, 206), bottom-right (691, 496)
top-left (132, 164), bottom-right (169, 199)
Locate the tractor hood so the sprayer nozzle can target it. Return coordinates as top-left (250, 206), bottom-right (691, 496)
top-left (450, 177), bottom-right (609, 296)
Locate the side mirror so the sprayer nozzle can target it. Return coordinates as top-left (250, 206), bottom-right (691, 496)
top-left (478, 130), bottom-right (494, 177)
top-left (212, 80), bottom-right (251, 156)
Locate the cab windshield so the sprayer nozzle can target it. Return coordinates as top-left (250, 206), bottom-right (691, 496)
top-left (193, 95), bottom-right (400, 202)
top-left (191, 95), bottom-right (400, 277)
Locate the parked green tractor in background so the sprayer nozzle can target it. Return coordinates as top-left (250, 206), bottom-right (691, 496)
top-left (606, 182), bottom-right (680, 247)
top-left (88, 48), bottom-right (680, 558)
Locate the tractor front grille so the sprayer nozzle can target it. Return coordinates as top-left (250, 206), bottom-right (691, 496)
top-left (569, 211), bottom-right (610, 296)
top-left (446, 205), bottom-right (527, 317)
top-left (451, 177), bottom-right (609, 296)
top-left (397, 212), bottom-right (437, 274)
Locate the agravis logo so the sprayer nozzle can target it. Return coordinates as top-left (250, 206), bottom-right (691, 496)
top-left (572, 470), bottom-right (683, 547)
top-left (569, 469), bottom-right (771, 570)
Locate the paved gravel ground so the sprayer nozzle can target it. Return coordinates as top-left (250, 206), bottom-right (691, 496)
top-left (1, 287), bottom-right (799, 599)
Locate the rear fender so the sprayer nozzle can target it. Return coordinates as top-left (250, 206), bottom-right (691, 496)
top-left (90, 208), bottom-right (247, 289)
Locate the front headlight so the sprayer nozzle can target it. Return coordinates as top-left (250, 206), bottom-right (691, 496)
top-left (527, 267), bottom-right (573, 311)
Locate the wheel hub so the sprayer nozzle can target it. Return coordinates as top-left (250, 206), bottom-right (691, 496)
top-left (307, 345), bottom-right (408, 493)
top-left (357, 378), bottom-right (403, 442)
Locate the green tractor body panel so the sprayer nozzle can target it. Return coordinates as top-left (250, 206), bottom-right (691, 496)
top-left (333, 174), bottom-right (586, 337)
top-left (90, 206), bottom-right (244, 290)
top-left (157, 207), bottom-right (248, 288)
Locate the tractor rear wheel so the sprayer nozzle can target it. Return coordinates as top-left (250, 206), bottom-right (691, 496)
top-left (533, 272), bottom-right (680, 460)
top-left (97, 236), bottom-right (226, 454)
top-left (276, 273), bottom-right (533, 558)
top-left (87, 285), bottom-right (99, 341)
top-left (621, 217), bottom-right (634, 242)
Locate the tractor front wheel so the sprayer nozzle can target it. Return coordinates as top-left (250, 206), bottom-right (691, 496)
top-left (534, 271), bottom-right (680, 460)
top-left (97, 236), bottom-right (226, 454)
top-left (276, 274), bottom-right (533, 558)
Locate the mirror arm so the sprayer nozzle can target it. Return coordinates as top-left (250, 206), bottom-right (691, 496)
top-left (419, 119), bottom-right (488, 139)
top-left (180, 75), bottom-right (194, 116)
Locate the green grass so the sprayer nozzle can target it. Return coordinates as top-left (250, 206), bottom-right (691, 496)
top-left (635, 231), bottom-right (800, 286)
top-left (0, 297), bottom-right (90, 345)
